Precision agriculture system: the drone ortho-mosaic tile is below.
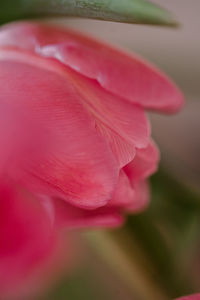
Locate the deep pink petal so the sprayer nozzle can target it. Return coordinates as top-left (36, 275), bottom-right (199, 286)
top-left (124, 140), bottom-right (160, 181)
top-left (125, 180), bottom-right (150, 213)
top-left (0, 181), bottom-right (73, 299)
top-left (0, 180), bottom-right (54, 296)
top-left (0, 54), bottom-right (118, 209)
top-left (0, 22), bottom-right (183, 113)
top-left (53, 197), bottom-right (124, 229)
top-left (108, 170), bottom-right (135, 207)
top-left (108, 172), bottom-right (150, 212)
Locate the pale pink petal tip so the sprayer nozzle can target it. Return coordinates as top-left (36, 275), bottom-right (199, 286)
top-left (176, 294), bottom-right (200, 300)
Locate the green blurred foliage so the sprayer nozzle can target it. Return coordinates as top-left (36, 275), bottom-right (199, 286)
top-left (125, 169), bottom-right (200, 298)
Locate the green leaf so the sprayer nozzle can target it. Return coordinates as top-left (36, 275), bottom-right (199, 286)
top-left (0, 0), bottom-right (178, 26)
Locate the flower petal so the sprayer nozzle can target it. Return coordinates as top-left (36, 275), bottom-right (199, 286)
top-left (0, 101), bottom-right (48, 178)
top-left (69, 72), bottom-right (150, 167)
top-left (53, 197), bottom-right (124, 229)
top-left (108, 170), bottom-right (135, 207)
top-left (0, 56), bottom-right (118, 209)
top-left (0, 22), bottom-right (184, 112)
top-left (0, 181), bottom-right (73, 299)
top-left (126, 180), bottom-right (150, 212)
top-left (124, 140), bottom-right (160, 181)
top-left (0, 180), bottom-right (54, 297)
top-left (96, 121), bottom-right (137, 168)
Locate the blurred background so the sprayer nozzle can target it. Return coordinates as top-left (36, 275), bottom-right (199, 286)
top-left (8, 1), bottom-right (200, 299)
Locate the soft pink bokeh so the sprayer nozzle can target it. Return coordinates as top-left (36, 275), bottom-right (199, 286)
top-left (0, 180), bottom-right (72, 299)
top-left (176, 293), bottom-right (200, 300)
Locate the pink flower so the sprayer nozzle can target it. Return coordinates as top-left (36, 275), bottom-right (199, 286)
top-left (176, 294), bottom-right (200, 300)
top-left (0, 22), bottom-right (184, 228)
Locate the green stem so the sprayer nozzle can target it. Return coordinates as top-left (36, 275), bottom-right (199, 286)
top-left (0, 0), bottom-right (178, 26)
